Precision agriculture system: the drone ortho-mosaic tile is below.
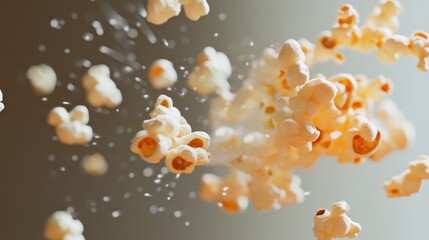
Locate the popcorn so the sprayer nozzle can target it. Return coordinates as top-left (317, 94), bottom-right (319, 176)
top-left (146, 0), bottom-right (209, 25)
top-left (44, 211), bottom-right (85, 240)
top-left (81, 153), bottom-right (108, 176)
top-left (384, 155), bottom-right (429, 197)
top-left (47, 106), bottom-right (93, 145)
top-left (27, 64), bottom-right (57, 96)
top-left (180, 0), bottom-right (210, 21)
top-left (376, 34), bottom-right (410, 64)
top-left (82, 64), bottom-right (122, 108)
top-left (408, 31), bottom-right (429, 72)
top-left (366, 0), bottom-right (402, 32)
top-left (187, 47), bottom-right (232, 96)
top-left (313, 201), bottom-right (361, 240)
top-left (131, 95), bottom-right (210, 173)
top-left (146, 0), bottom-right (182, 25)
top-left (0, 89), bottom-right (4, 112)
top-left (148, 59), bottom-right (178, 89)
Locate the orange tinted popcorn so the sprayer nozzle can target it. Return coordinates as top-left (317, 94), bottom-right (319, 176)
top-left (148, 59), bottom-right (178, 89)
top-left (131, 95), bottom-right (210, 173)
top-left (44, 211), bottom-right (85, 240)
top-left (313, 201), bottom-right (361, 240)
top-left (384, 155), bottom-right (429, 197)
top-left (146, 0), bottom-right (209, 25)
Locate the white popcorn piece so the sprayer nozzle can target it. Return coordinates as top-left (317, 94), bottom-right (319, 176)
top-left (178, 131), bottom-right (210, 150)
top-left (384, 155), bottom-right (429, 197)
top-left (0, 89), bottom-right (4, 112)
top-left (314, 31), bottom-right (344, 64)
top-left (200, 173), bottom-right (222, 201)
top-left (81, 153), bottom-right (108, 177)
top-left (277, 39), bottom-right (306, 71)
top-left (180, 0), bottom-right (210, 21)
top-left (27, 64), bottom-right (57, 96)
top-left (147, 0), bottom-right (182, 25)
top-left (47, 106), bottom-right (93, 145)
top-left (188, 47), bottom-right (232, 96)
top-left (82, 64), bottom-right (122, 108)
top-left (366, 0), bottom-right (402, 32)
top-left (165, 145), bottom-right (198, 174)
top-left (44, 211), bottom-right (85, 240)
top-left (313, 201), bottom-right (361, 240)
top-left (148, 59), bottom-right (178, 89)
top-left (409, 31), bottom-right (429, 72)
top-left (143, 114), bottom-right (181, 138)
top-left (376, 35), bottom-right (410, 64)
top-left (130, 130), bottom-right (172, 163)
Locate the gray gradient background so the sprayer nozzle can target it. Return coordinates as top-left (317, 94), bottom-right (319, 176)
top-left (1, 0), bottom-right (429, 239)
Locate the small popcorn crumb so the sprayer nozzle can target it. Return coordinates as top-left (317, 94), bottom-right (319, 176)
top-left (44, 211), bottom-right (85, 240)
top-left (148, 59), bottom-right (178, 89)
top-left (130, 95), bottom-right (211, 174)
top-left (27, 64), bottom-right (57, 96)
top-left (313, 201), bottom-right (361, 240)
top-left (82, 64), bottom-right (122, 108)
top-left (81, 153), bottom-right (108, 176)
top-left (47, 105), bottom-right (93, 145)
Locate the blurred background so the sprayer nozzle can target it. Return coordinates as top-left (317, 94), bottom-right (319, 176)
top-left (1, 0), bottom-right (429, 239)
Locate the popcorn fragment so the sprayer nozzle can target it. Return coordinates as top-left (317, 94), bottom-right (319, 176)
top-left (0, 89), bottom-right (4, 112)
top-left (131, 95), bottom-right (210, 173)
top-left (146, 0), bottom-right (209, 25)
top-left (187, 47), bottom-right (232, 96)
top-left (81, 153), bottom-right (108, 176)
top-left (47, 105), bottom-right (93, 145)
top-left (148, 59), bottom-right (178, 89)
top-left (82, 64), bottom-right (122, 108)
top-left (313, 201), bottom-right (361, 240)
top-left (27, 64), bottom-right (57, 96)
top-left (44, 211), bottom-right (85, 240)
top-left (384, 155), bottom-right (429, 197)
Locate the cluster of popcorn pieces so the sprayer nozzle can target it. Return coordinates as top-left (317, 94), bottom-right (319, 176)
top-left (313, 201), bottom-right (361, 240)
top-left (44, 211), bottom-right (85, 240)
top-left (384, 155), bottom-right (429, 197)
top-left (0, 89), bottom-right (4, 112)
top-left (203, 36), bottom-right (415, 211)
top-left (147, 0), bottom-right (209, 25)
top-left (148, 59), bottom-right (178, 89)
top-left (298, 1), bottom-right (429, 72)
top-left (27, 64), bottom-right (57, 96)
top-left (131, 95), bottom-right (211, 173)
top-left (81, 153), bottom-right (108, 177)
top-left (82, 65), bottom-right (122, 108)
top-left (187, 47), bottom-right (232, 97)
top-left (47, 105), bottom-right (93, 145)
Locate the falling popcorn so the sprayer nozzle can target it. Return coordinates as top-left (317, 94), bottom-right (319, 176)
top-left (130, 95), bottom-right (210, 173)
top-left (47, 105), bottom-right (93, 145)
top-left (27, 64), bottom-right (57, 96)
top-left (82, 64), bottom-right (123, 108)
top-left (187, 46), bottom-right (232, 96)
top-left (146, 0), bottom-right (209, 25)
top-left (313, 201), bottom-right (361, 240)
top-left (148, 59), bottom-right (178, 89)
top-left (44, 211), bottom-right (85, 240)
top-left (384, 155), bottom-right (429, 197)
top-left (0, 89), bottom-right (4, 112)
top-left (81, 153), bottom-right (108, 177)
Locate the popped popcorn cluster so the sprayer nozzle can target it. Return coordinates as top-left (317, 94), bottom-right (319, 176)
top-left (313, 201), bottom-right (361, 240)
top-left (82, 65), bottom-right (123, 108)
top-left (0, 89), bottom-right (4, 112)
top-left (384, 155), bottom-right (429, 198)
top-left (146, 0), bottom-right (209, 25)
top-left (131, 95), bottom-right (211, 174)
top-left (299, 0), bottom-right (429, 72)
top-left (203, 37), bottom-right (413, 212)
top-left (27, 64), bottom-right (57, 96)
top-left (148, 59), bottom-right (178, 90)
top-left (47, 105), bottom-right (93, 145)
top-left (44, 211), bottom-right (85, 240)
top-left (187, 46), bottom-right (232, 97)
